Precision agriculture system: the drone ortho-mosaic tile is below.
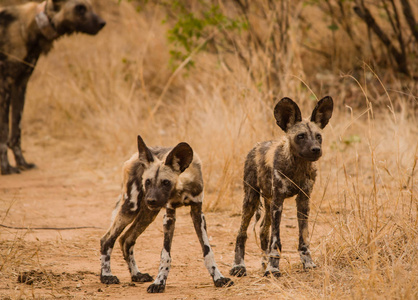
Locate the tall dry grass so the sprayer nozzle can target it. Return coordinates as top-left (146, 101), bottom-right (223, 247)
top-left (4, 0), bottom-right (417, 298)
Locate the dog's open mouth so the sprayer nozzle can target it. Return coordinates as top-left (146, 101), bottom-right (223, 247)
top-left (146, 204), bottom-right (161, 211)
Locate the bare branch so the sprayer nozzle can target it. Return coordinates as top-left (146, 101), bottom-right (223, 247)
top-left (400, 0), bottom-right (418, 43)
top-left (354, 4), bottom-right (409, 75)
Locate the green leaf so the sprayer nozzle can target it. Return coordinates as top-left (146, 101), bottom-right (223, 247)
top-left (327, 23), bottom-right (339, 31)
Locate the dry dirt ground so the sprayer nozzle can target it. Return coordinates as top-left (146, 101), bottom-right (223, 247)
top-left (0, 143), bottom-right (321, 300)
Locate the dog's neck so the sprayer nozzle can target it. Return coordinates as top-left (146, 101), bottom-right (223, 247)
top-left (35, 1), bottom-right (58, 40)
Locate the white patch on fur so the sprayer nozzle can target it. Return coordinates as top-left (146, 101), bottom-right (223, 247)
top-left (270, 236), bottom-right (280, 257)
top-left (171, 156), bottom-right (181, 172)
top-left (100, 248), bottom-right (113, 276)
top-left (129, 183), bottom-right (139, 211)
top-left (153, 248), bottom-right (171, 285)
top-left (299, 250), bottom-right (316, 269)
top-left (233, 257), bottom-right (246, 269)
top-left (274, 170), bottom-right (288, 193)
top-left (127, 246), bottom-right (140, 276)
top-left (266, 235), bottom-right (281, 274)
top-left (264, 142), bottom-right (276, 168)
top-left (265, 265), bottom-right (280, 274)
top-left (176, 171), bottom-right (195, 190)
top-left (260, 254), bottom-right (268, 271)
top-left (200, 214), bottom-right (223, 281)
top-left (190, 191), bottom-right (204, 204)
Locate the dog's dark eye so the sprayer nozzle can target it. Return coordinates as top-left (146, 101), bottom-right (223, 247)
top-left (162, 180), bottom-right (171, 187)
top-left (297, 134), bottom-right (305, 140)
top-left (316, 134), bottom-right (322, 140)
top-left (145, 179), bottom-right (151, 186)
top-left (75, 4), bottom-right (87, 15)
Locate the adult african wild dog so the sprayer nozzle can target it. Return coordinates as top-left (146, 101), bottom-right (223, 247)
top-left (0, 0), bottom-right (105, 175)
top-left (100, 135), bottom-right (233, 293)
top-left (230, 96), bottom-right (333, 277)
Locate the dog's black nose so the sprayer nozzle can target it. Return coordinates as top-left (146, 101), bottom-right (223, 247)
top-left (311, 147), bottom-right (321, 154)
top-left (98, 20), bottom-right (106, 29)
top-left (147, 199), bottom-right (157, 206)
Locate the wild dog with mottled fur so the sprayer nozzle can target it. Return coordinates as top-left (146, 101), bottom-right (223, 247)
top-left (100, 135), bottom-right (233, 293)
top-left (0, 0), bottom-right (105, 175)
top-left (230, 96), bottom-right (333, 277)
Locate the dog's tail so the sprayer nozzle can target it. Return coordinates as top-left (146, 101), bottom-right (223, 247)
top-left (252, 199), bottom-right (265, 250)
top-left (253, 200), bottom-right (264, 230)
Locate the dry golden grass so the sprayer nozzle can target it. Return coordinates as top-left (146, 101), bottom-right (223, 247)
top-left (1, 0), bottom-right (417, 299)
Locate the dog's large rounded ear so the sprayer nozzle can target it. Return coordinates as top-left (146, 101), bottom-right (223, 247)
top-left (310, 96), bottom-right (334, 129)
top-left (51, 0), bottom-right (65, 6)
top-left (50, 0), bottom-right (68, 11)
top-left (165, 143), bottom-right (193, 173)
top-left (274, 97), bottom-right (302, 132)
top-left (137, 135), bottom-right (154, 166)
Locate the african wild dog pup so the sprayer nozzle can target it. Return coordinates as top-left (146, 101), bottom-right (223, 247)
top-left (230, 96), bottom-right (333, 277)
top-left (0, 0), bottom-right (105, 175)
top-left (100, 135), bottom-right (233, 293)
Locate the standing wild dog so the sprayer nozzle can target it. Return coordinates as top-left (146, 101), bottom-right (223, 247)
top-left (0, 0), bottom-right (105, 175)
top-left (230, 96), bottom-right (333, 277)
top-left (100, 135), bottom-right (233, 293)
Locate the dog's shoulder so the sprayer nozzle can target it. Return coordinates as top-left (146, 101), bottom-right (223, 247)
top-left (0, 3), bottom-right (40, 60)
top-left (0, 7), bottom-right (17, 27)
top-left (0, 2), bottom-right (37, 27)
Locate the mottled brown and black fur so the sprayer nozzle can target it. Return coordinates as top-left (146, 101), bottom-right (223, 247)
top-left (100, 135), bottom-right (233, 293)
top-left (0, 0), bottom-right (105, 175)
top-left (230, 96), bottom-right (333, 277)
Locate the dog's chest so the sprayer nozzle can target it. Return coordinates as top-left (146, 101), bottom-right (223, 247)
top-left (270, 157), bottom-right (316, 198)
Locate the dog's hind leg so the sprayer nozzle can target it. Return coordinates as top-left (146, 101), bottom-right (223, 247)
top-left (230, 150), bottom-right (260, 277)
top-left (0, 74), bottom-right (19, 175)
top-left (190, 201), bottom-right (234, 288)
top-left (259, 197), bottom-right (271, 271)
top-left (9, 74), bottom-right (35, 171)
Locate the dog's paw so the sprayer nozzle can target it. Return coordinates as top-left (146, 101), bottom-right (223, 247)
top-left (100, 275), bottom-right (120, 284)
top-left (214, 277), bottom-right (234, 287)
top-left (147, 283), bottom-right (165, 293)
top-left (263, 270), bottom-right (281, 278)
top-left (17, 162), bottom-right (36, 171)
top-left (229, 266), bottom-right (247, 277)
top-left (132, 272), bottom-right (153, 283)
top-left (300, 253), bottom-right (317, 270)
top-left (303, 261), bottom-right (317, 269)
top-left (1, 165), bottom-right (21, 175)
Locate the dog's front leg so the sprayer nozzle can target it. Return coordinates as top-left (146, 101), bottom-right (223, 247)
top-left (119, 205), bottom-right (159, 283)
top-left (0, 74), bottom-right (19, 175)
top-left (9, 74), bottom-right (35, 170)
top-left (190, 202), bottom-right (233, 287)
top-left (100, 198), bottom-right (138, 284)
top-left (147, 207), bottom-right (176, 293)
top-left (296, 192), bottom-right (316, 269)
